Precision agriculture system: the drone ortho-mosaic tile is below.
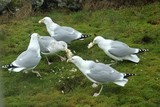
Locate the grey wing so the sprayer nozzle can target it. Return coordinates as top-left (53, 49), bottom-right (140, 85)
top-left (40, 36), bottom-right (56, 41)
top-left (16, 51), bottom-right (27, 60)
top-left (39, 36), bottom-right (55, 53)
top-left (87, 63), bottom-right (123, 83)
top-left (53, 27), bottom-right (79, 43)
top-left (39, 36), bottom-right (56, 47)
top-left (62, 26), bottom-right (81, 34)
top-left (108, 41), bottom-right (136, 57)
top-left (13, 50), bottom-right (41, 69)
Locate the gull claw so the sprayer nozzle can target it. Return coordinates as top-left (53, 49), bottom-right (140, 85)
top-left (92, 83), bottom-right (98, 88)
top-left (23, 70), bottom-right (28, 74)
top-left (93, 84), bottom-right (103, 97)
top-left (60, 56), bottom-right (66, 61)
top-left (48, 62), bottom-right (52, 65)
top-left (36, 73), bottom-right (42, 78)
top-left (32, 70), bottom-right (42, 78)
top-left (93, 93), bottom-right (100, 97)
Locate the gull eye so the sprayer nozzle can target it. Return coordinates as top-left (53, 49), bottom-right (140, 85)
top-left (63, 44), bottom-right (66, 47)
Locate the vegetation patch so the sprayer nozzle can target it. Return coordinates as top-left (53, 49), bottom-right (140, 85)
top-left (0, 2), bottom-right (160, 107)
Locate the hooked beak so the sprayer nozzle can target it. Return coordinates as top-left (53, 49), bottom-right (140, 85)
top-left (38, 19), bottom-right (44, 24)
top-left (88, 42), bottom-right (94, 49)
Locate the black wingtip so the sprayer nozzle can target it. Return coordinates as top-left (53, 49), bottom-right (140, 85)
top-left (124, 73), bottom-right (136, 78)
top-left (77, 34), bottom-right (91, 40)
top-left (138, 48), bottom-right (149, 53)
top-left (2, 64), bottom-right (18, 69)
top-left (2, 65), bottom-right (9, 69)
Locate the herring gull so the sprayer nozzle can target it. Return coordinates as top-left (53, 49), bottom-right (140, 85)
top-left (67, 56), bottom-right (135, 97)
top-left (2, 33), bottom-right (41, 77)
top-left (88, 36), bottom-right (148, 63)
top-left (38, 17), bottom-right (90, 43)
top-left (38, 36), bottom-right (73, 64)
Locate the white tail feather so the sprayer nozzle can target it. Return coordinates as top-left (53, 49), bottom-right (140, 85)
top-left (8, 67), bottom-right (25, 72)
top-left (114, 79), bottom-right (128, 87)
top-left (124, 55), bottom-right (140, 63)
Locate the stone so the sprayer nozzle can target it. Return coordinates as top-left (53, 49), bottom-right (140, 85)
top-left (32, 0), bottom-right (44, 9)
top-left (0, 0), bottom-right (11, 13)
top-left (41, 0), bottom-right (82, 11)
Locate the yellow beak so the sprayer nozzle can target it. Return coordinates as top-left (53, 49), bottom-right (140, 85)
top-left (88, 42), bottom-right (94, 49)
top-left (38, 19), bottom-right (44, 23)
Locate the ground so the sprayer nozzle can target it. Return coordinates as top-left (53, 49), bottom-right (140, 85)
top-left (0, 2), bottom-right (160, 107)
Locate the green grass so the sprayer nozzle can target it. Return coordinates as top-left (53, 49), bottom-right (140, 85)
top-left (1, 2), bottom-right (160, 107)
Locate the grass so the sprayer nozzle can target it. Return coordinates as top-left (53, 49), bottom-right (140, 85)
top-left (0, 2), bottom-right (160, 107)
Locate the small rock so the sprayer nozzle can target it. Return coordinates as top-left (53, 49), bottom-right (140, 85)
top-left (0, 0), bottom-right (11, 13)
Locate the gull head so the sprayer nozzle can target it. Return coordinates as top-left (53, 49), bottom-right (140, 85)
top-left (58, 41), bottom-right (68, 51)
top-left (88, 36), bottom-right (104, 49)
top-left (93, 36), bottom-right (104, 44)
top-left (67, 56), bottom-right (83, 64)
top-left (57, 41), bottom-right (74, 58)
top-left (28, 33), bottom-right (40, 50)
top-left (58, 41), bottom-right (73, 58)
top-left (38, 17), bottom-right (53, 24)
top-left (30, 33), bottom-right (39, 39)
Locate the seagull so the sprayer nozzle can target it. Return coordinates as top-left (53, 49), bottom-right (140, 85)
top-left (38, 36), bottom-right (73, 65)
top-left (2, 33), bottom-right (42, 77)
top-left (38, 16), bottom-right (90, 43)
top-left (88, 36), bottom-right (148, 63)
top-left (67, 56), bottom-right (135, 97)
